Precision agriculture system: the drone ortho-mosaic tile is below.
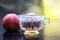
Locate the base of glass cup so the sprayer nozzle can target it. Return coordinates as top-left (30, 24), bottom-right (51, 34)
top-left (24, 30), bottom-right (39, 38)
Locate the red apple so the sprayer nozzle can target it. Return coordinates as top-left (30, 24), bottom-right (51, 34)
top-left (2, 13), bottom-right (20, 31)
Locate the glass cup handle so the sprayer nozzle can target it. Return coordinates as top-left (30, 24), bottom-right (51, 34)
top-left (44, 18), bottom-right (50, 25)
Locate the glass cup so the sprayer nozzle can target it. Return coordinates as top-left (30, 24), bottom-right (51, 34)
top-left (19, 14), bottom-right (50, 38)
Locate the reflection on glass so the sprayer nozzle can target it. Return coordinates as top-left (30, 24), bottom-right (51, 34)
top-left (3, 31), bottom-right (22, 40)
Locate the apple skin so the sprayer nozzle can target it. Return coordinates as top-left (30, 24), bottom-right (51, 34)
top-left (2, 14), bottom-right (20, 31)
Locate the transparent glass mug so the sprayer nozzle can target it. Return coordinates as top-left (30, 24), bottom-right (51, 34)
top-left (19, 15), bottom-right (50, 38)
